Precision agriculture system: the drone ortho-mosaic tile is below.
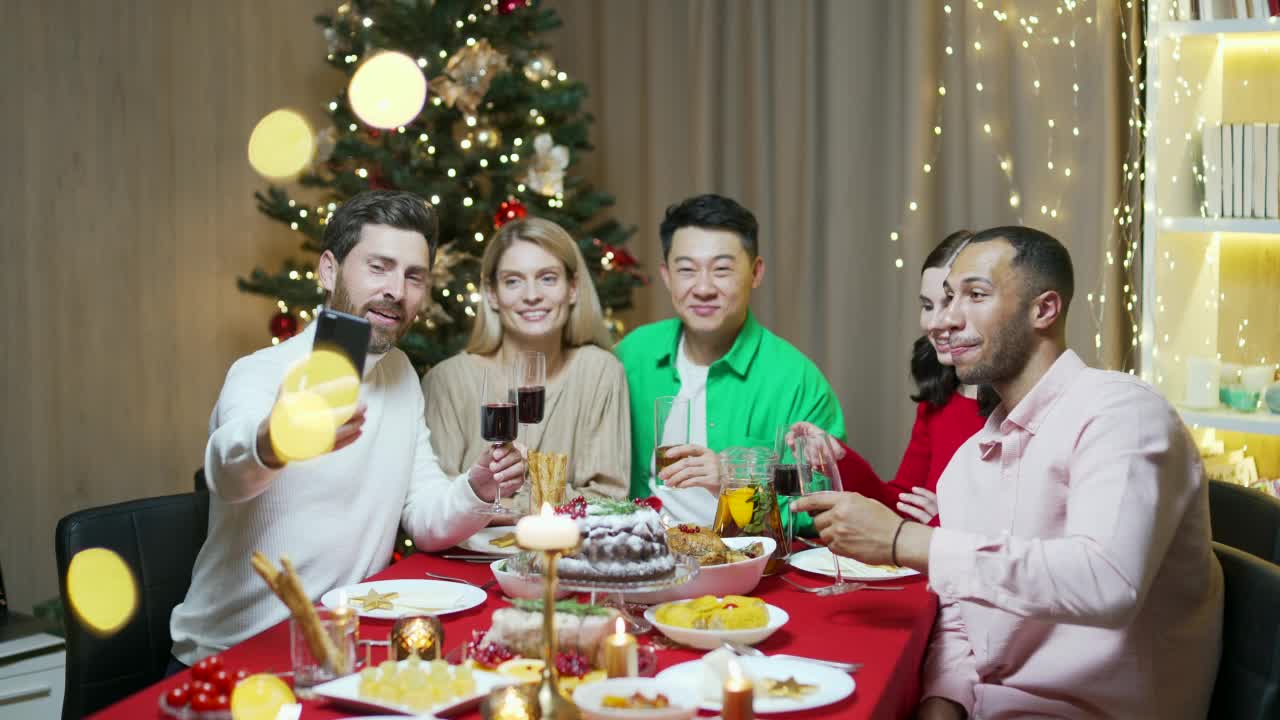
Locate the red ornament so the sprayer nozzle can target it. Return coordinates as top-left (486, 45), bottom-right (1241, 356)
top-left (270, 311), bottom-right (299, 341)
top-left (497, 0), bottom-right (524, 15)
top-left (493, 198), bottom-right (528, 228)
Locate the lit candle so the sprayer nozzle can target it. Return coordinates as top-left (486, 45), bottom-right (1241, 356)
top-left (514, 502), bottom-right (580, 551)
top-left (722, 658), bottom-right (754, 720)
top-left (603, 617), bottom-right (638, 678)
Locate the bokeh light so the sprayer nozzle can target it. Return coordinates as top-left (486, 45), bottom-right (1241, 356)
top-left (230, 673), bottom-right (296, 720)
top-left (66, 548), bottom-right (138, 636)
top-left (247, 109), bottom-right (316, 180)
top-left (269, 350), bottom-right (360, 462)
top-left (348, 52), bottom-right (428, 129)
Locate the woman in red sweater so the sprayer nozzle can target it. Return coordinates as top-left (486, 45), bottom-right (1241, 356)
top-left (789, 230), bottom-right (994, 527)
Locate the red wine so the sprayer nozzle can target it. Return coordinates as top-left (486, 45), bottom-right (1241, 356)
top-left (772, 464), bottom-right (801, 496)
top-left (513, 386), bottom-right (545, 424)
top-left (481, 402), bottom-right (517, 443)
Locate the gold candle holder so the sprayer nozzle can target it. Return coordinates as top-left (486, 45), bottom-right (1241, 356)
top-left (390, 615), bottom-right (444, 660)
top-left (532, 548), bottom-right (580, 720)
top-left (482, 684), bottom-right (539, 720)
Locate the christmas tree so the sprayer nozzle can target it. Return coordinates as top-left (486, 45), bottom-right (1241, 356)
top-left (241, 0), bottom-right (644, 373)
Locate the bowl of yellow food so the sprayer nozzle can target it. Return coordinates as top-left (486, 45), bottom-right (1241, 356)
top-left (644, 595), bottom-right (788, 650)
top-left (572, 677), bottom-right (699, 720)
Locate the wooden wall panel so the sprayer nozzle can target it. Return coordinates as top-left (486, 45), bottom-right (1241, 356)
top-left (0, 0), bottom-right (332, 614)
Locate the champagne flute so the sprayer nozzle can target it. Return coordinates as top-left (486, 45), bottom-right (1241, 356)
top-left (478, 370), bottom-right (517, 516)
top-left (653, 396), bottom-right (691, 480)
top-left (793, 429), bottom-right (852, 593)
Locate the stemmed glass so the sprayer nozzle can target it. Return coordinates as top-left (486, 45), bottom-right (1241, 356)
top-left (510, 351), bottom-right (546, 514)
top-left (477, 370), bottom-right (518, 516)
top-left (792, 429), bottom-right (855, 595)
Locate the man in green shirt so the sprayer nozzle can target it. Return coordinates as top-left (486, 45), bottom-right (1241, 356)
top-left (615, 194), bottom-right (845, 527)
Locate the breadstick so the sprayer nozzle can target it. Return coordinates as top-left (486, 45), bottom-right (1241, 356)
top-left (250, 552), bottom-right (348, 674)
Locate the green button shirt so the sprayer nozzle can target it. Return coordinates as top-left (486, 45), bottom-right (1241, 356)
top-left (615, 311), bottom-right (847, 526)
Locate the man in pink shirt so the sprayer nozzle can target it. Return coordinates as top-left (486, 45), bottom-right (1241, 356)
top-left (797, 226), bottom-right (1223, 719)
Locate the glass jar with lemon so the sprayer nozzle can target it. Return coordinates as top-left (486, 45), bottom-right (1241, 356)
top-left (713, 447), bottom-right (786, 575)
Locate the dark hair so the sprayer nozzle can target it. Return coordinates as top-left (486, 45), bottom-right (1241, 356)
top-left (909, 335), bottom-right (998, 416)
top-left (323, 190), bottom-right (440, 267)
top-left (910, 230), bottom-right (974, 408)
top-left (966, 225), bottom-right (1075, 313)
top-left (658, 194), bottom-right (758, 260)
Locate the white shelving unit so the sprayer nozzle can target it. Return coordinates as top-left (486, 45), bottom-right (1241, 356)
top-left (1142, 3), bottom-right (1280, 442)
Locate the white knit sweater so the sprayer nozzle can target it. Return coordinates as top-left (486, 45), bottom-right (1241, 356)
top-left (170, 325), bottom-right (489, 664)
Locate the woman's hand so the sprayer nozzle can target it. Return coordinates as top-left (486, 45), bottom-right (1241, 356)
top-left (896, 487), bottom-right (938, 525)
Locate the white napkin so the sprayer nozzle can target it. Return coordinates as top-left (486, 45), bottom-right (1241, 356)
top-left (650, 478), bottom-right (718, 527)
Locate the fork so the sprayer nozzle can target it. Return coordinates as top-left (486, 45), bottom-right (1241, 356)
top-left (426, 571), bottom-right (497, 590)
top-left (779, 575), bottom-right (905, 596)
top-left (722, 640), bottom-right (862, 673)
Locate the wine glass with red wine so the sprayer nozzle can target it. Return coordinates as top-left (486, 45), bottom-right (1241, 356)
top-left (510, 351), bottom-right (546, 426)
top-left (478, 370), bottom-right (518, 516)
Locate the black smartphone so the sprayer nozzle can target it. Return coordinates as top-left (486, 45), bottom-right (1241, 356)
top-left (313, 308), bottom-right (372, 377)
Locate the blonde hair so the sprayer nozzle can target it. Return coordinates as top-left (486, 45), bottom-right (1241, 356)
top-left (466, 217), bottom-right (614, 354)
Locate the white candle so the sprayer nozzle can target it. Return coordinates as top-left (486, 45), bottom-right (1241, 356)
top-left (515, 502), bottom-right (580, 551)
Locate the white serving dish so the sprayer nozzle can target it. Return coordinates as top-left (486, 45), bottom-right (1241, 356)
top-left (572, 677), bottom-right (700, 720)
top-left (320, 579), bottom-right (488, 620)
top-left (622, 537), bottom-right (775, 604)
top-left (309, 661), bottom-right (515, 717)
top-left (489, 559), bottom-right (574, 600)
top-left (654, 655), bottom-right (855, 714)
top-left (644, 601), bottom-right (788, 650)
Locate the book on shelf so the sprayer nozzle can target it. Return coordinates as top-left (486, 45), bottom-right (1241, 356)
top-left (1202, 123), bottom-right (1280, 219)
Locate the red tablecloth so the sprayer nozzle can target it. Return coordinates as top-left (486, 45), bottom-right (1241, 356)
top-left (91, 551), bottom-right (937, 720)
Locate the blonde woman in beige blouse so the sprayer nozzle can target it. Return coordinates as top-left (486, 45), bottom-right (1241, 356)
top-left (422, 217), bottom-right (630, 502)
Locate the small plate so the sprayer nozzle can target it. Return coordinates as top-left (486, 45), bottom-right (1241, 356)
top-left (456, 526), bottom-right (521, 556)
top-left (644, 602), bottom-right (788, 650)
top-left (321, 579), bottom-right (487, 620)
top-left (310, 661), bottom-right (514, 717)
top-left (572, 677), bottom-right (699, 720)
top-left (788, 547), bottom-right (920, 581)
top-left (654, 656), bottom-right (855, 714)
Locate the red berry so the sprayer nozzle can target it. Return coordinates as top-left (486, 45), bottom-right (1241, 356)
top-left (210, 669), bottom-right (233, 693)
top-left (212, 693), bottom-right (230, 710)
top-left (634, 497), bottom-right (663, 512)
top-left (233, 668), bottom-right (251, 685)
top-left (677, 524), bottom-right (700, 534)
top-left (191, 655), bottom-right (223, 682)
top-left (190, 692), bottom-right (217, 711)
top-left (164, 685), bottom-right (190, 707)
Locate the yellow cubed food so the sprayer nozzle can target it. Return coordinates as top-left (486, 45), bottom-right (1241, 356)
top-left (686, 596), bottom-right (721, 612)
top-left (723, 595), bottom-right (763, 608)
top-left (714, 604), bottom-right (768, 630)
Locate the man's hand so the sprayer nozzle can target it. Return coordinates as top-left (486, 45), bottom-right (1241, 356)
top-left (256, 402), bottom-right (367, 469)
top-left (469, 443), bottom-right (526, 502)
top-left (657, 444), bottom-right (722, 491)
top-left (898, 487), bottom-right (939, 525)
top-left (793, 491), bottom-right (905, 567)
top-left (917, 696), bottom-right (967, 720)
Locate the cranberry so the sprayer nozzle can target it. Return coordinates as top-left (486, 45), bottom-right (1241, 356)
top-left (677, 524), bottom-right (700, 534)
top-left (232, 668), bottom-right (251, 685)
top-left (555, 650), bottom-right (591, 678)
top-left (191, 655), bottom-right (223, 681)
top-left (555, 496), bottom-right (588, 519)
top-left (634, 497), bottom-right (663, 512)
top-left (164, 685), bottom-right (190, 707)
top-left (190, 692), bottom-right (217, 711)
top-left (209, 669), bottom-right (234, 694)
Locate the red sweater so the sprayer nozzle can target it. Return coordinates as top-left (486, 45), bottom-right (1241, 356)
top-left (836, 393), bottom-right (984, 527)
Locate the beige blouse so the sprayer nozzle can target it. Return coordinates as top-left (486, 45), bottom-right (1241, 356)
top-left (421, 344), bottom-right (631, 501)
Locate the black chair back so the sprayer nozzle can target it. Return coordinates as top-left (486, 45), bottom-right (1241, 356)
top-left (1209, 542), bottom-right (1280, 719)
top-left (1209, 480), bottom-right (1280, 564)
top-left (55, 492), bottom-right (208, 719)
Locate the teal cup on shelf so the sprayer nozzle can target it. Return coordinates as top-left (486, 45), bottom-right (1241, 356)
top-left (1220, 384), bottom-right (1260, 413)
top-left (1264, 383), bottom-right (1280, 415)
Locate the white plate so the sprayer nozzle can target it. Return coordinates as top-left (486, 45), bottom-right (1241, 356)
top-left (644, 602), bottom-right (788, 650)
top-left (655, 656), bottom-right (855, 714)
top-left (788, 547), bottom-right (920, 581)
top-left (321, 579), bottom-right (487, 619)
top-left (572, 677), bottom-right (700, 720)
top-left (310, 660), bottom-right (514, 717)
top-left (623, 537), bottom-right (775, 605)
top-left (456, 526), bottom-right (521, 556)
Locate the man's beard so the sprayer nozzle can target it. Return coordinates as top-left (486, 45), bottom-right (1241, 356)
top-left (329, 280), bottom-right (408, 355)
top-left (954, 309), bottom-right (1035, 388)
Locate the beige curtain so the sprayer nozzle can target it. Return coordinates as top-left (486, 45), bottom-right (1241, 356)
top-left (550, 0), bottom-right (1130, 474)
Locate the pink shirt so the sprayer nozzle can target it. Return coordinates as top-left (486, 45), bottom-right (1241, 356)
top-left (924, 350), bottom-right (1223, 719)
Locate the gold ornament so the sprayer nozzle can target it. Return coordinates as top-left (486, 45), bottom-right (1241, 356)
top-left (430, 39), bottom-right (509, 115)
top-left (522, 51), bottom-right (556, 83)
top-left (351, 588), bottom-right (399, 611)
top-left (390, 615), bottom-right (445, 660)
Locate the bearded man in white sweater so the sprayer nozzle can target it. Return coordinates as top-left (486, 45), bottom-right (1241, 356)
top-left (169, 190), bottom-right (525, 667)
